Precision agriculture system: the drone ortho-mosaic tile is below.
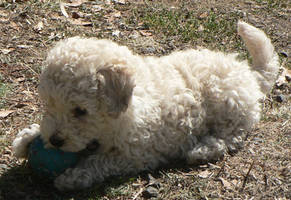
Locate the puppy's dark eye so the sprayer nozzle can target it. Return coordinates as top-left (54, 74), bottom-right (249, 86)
top-left (73, 107), bottom-right (87, 118)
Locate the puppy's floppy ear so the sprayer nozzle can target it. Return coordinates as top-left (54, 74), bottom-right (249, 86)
top-left (96, 66), bottom-right (135, 118)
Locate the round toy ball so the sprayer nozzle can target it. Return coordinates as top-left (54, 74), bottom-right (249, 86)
top-left (28, 136), bottom-right (79, 178)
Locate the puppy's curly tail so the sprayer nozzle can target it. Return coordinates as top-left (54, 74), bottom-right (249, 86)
top-left (238, 21), bottom-right (279, 94)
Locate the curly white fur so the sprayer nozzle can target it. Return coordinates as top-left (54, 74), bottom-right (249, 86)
top-left (13, 21), bottom-right (279, 190)
top-left (12, 124), bottom-right (40, 158)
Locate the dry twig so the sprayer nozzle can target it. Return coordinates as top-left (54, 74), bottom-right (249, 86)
top-left (241, 160), bottom-right (255, 191)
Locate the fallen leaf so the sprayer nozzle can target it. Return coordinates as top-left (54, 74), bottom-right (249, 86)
top-left (49, 13), bottom-right (63, 20)
top-left (113, 11), bottom-right (121, 18)
top-left (231, 179), bottom-right (239, 187)
top-left (208, 163), bottom-right (221, 169)
top-left (9, 21), bottom-right (20, 31)
top-left (105, 0), bottom-right (112, 5)
top-left (140, 30), bottom-right (152, 36)
top-left (199, 12), bottom-right (208, 19)
top-left (34, 21), bottom-right (44, 32)
top-left (17, 45), bottom-right (32, 49)
top-left (138, 22), bottom-right (144, 26)
top-left (0, 17), bottom-right (9, 23)
top-left (218, 177), bottom-right (233, 190)
top-left (0, 110), bottom-right (14, 118)
top-left (15, 77), bottom-right (25, 82)
top-left (0, 48), bottom-right (15, 55)
top-left (0, 10), bottom-right (8, 17)
top-left (198, 164), bottom-right (208, 168)
top-left (22, 90), bottom-right (33, 96)
top-left (198, 170), bottom-right (212, 178)
top-left (112, 0), bottom-right (126, 4)
top-left (106, 11), bottom-right (122, 23)
top-left (69, 18), bottom-right (92, 26)
top-left (64, 0), bottom-right (87, 7)
top-left (92, 5), bottom-right (103, 12)
top-left (60, 3), bottom-right (69, 18)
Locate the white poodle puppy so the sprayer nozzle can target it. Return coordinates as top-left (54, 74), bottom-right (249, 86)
top-left (12, 21), bottom-right (279, 190)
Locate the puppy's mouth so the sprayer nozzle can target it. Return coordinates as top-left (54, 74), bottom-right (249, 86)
top-left (46, 138), bottom-right (100, 154)
top-left (85, 140), bottom-right (100, 152)
top-left (78, 140), bottom-right (100, 156)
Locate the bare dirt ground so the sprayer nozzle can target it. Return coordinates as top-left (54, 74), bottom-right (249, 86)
top-left (0, 0), bottom-right (290, 199)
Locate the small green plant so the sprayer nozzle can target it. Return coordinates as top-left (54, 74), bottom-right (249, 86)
top-left (0, 74), bottom-right (9, 109)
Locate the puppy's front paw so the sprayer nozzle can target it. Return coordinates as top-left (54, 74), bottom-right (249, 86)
top-left (54, 168), bottom-right (98, 191)
top-left (12, 124), bottom-right (40, 158)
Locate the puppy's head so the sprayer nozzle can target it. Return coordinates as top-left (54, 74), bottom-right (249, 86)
top-left (38, 37), bottom-right (135, 152)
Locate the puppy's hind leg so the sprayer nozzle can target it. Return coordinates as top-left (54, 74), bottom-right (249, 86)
top-left (186, 135), bottom-right (227, 165)
top-left (186, 133), bottom-right (244, 165)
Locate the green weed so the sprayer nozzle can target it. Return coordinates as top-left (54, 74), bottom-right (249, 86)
top-left (0, 74), bottom-right (9, 109)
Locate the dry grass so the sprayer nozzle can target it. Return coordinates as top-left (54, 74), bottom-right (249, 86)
top-left (0, 0), bottom-right (290, 199)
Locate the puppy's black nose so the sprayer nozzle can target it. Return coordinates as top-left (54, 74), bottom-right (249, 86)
top-left (49, 134), bottom-right (64, 148)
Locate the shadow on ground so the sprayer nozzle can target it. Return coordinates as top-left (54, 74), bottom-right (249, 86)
top-left (0, 159), bottom-right (201, 200)
top-left (0, 164), bottom-right (133, 200)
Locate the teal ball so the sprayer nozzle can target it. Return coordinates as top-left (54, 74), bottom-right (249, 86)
top-left (28, 136), bottom-right (79, 178)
